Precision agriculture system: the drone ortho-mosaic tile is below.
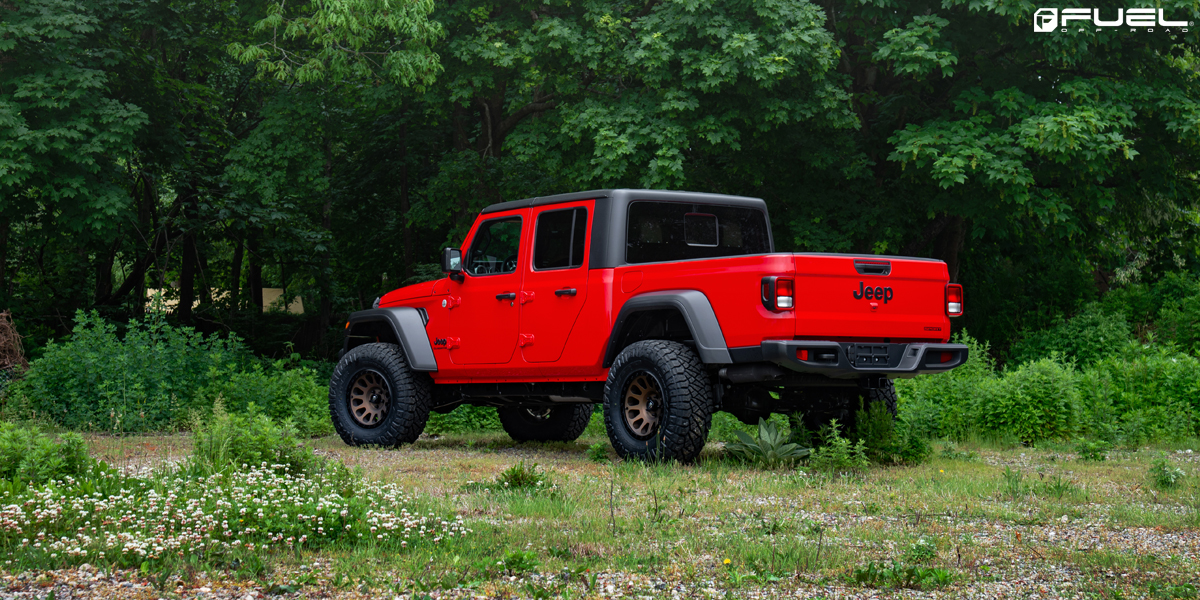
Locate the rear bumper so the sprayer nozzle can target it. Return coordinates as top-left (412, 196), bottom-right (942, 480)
top-left (759, 340), bottom-right (969, 379)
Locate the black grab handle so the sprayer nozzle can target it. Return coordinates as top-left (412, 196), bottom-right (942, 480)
top-left (554, 288), bottom-right (577, 297)
top-left (496, 292), bottom-right (516, 300)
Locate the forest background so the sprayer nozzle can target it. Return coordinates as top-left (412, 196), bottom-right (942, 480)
top-left (3, 0), bottom-right (1200, 364)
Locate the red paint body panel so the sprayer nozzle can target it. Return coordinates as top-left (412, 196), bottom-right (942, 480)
top-left (612, 255), bottom-right (798, 348)
top-left (520, 201), bottom-right (594, 363)
top-left (791, 255), bottom-right (952, 343)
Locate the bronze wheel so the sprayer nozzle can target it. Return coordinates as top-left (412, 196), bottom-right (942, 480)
top-left (622, 372), bottom-right (662, 439)
top-left (348, 370), bottom-right (390, 427)
top-left (602, 340), bottom-right (714, 463)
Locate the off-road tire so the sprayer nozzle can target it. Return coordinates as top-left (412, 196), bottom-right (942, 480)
top-left (867, 381), bottom-right (899, 417)
top-left (498, 405), bottom-right (592, 442)
top-left (329, 342), bottom-right (432, 446)
top-left (603, 340), bottom-right (714, 463)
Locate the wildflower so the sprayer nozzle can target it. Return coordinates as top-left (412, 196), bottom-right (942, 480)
top-left (723, 558), bottom-right (731, 565)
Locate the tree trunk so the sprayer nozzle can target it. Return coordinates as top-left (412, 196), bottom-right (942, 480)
top-left (247, 233), bottom-right (263, 312)
top-left (178, 233), bottom-right (197, 323)
top-left (229, 235), bottom-right (243, 313)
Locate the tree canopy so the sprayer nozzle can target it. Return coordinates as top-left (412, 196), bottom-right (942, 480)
top-left (2, 0), bottom-right (1198, 359)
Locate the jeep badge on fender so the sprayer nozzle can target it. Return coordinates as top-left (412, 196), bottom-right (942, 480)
top-left (853, 281), bottom-right (894, 303)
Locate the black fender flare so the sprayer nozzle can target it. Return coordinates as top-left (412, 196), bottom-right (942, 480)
top-left (343, 308), bottom-right (437, 371)
top-left (602, 290), bottom-right (732, 367)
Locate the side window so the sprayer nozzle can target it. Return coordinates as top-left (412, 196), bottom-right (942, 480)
top-left (466, 216), bottom-right (522, 275)
top-left (533, 207), bottom-right (588, 270)
top-left (626, 202), bottom-right (770, 264)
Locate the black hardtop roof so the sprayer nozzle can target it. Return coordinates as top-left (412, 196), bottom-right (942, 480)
top-left (479, 189), bottom-right (766, 215)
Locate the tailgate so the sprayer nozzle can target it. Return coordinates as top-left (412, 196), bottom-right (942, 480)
top-left (792, 254), bottom-right (951, 341)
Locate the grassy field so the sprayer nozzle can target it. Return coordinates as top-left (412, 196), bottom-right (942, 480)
top-left (49, 423), bottom-right (1200, 600)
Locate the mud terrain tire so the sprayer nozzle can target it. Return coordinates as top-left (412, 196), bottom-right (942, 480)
top-left (498, 405), bottom-right (592, 442)
top-left (329, 342), bottom-right (431, 446)
top-left (603, 340), bottom-right (714, 463)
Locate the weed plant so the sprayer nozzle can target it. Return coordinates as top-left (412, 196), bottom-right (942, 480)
top-left (465, 461), bottom-right (558, 496)
top-left (1075, 439), bottom-right (1111, 461)
top-left (724, 418), bottom-right (811, 468)
top-left (1149, 453), bottom-right (1187, 489)
top-left (0, 423), bottom-right (99, 485)
top-left (851, 560), bottom-right (954, 589)
top-left (185, 401), bottom-right (332, 479)
top-left (586, 442), bottom-right (610, 462)
top-left (807, 420), bottom-right (869, 475)
top-left (854, 401), bottom-right (930, 465)
top-left (199, 364), bottom-right (332, 436)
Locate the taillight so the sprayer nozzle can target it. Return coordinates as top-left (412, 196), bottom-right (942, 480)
top-left (761, 276), bottom-right (794, 312)
top-left (946, 284), bottom-right (963, 316)
top-left (776, 278), bottom-right (794, 309)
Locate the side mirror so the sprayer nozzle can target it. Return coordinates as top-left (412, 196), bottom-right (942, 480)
top-left (441, 247), bottom-right (463, 282)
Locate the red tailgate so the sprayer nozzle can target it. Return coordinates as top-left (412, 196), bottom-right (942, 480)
top-left (792, 254), bottom-right (951, 342)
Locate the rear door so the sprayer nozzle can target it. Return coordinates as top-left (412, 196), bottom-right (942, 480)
top-left (448, 210), bottom-right (527, 364)
top-left (793, 254), bottom-right (951, 340)
top-left (518, 202), bottom-right (592, 363)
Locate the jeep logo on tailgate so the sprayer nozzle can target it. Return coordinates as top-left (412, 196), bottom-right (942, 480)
top-left (853, 281), bottom-right (894, 303)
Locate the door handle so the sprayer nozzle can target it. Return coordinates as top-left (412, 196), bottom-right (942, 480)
top-left (496, 292), bottom-right (516, 300)
top-left (554, 288), bottom-right (577, 297)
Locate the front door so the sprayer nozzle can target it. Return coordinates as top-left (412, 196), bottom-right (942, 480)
top-left (519, 202), bottom-right (592, 363)
top-left (448, 211), bottom-right (526, 365)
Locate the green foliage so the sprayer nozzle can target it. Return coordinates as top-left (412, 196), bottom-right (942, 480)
top-left (1149, 453), bottom-right (1187, 490)
top-left (1075, 439), bottom-right (1111, 462)
top-left (494, 461), bottom-right (552, 492)
top-left (938, 442), bottom-right (978, 462)
top-left (0, 424), bottom-right (97, 485)
top-left (424, 405), bottom-right (502, 435)
top-left (200, 363), bottom-right (333, 437)
top-left (724, 418), bottom-right (811, 469)
top-left (900, 327), bottom-right (1200, 446)
top-left (20, 311), bottom-right (250, 432)
top-left (854, 401), bottom-right (930, 466)
top-left (895, 330), bottom-right (999, 440)
top-left (229, 0), bottom-right (444, 86)
top-left (186, 402), bottom-right (329, 479)
top-left (850, 560), bottom-right (954, 590)
top-left (709, 411), bottom-right (789, 444)
top-left (902, 538), bottom-right (937, 564)
top-left (586, 442), bottom-right (610, 463)
top-left (807, 420), bottom-right (869, 475)
top-left (1157, 289), bottom-right (1200, 355)
top-left (1078, 344), bottom-right (1200, 444)
top-left (1009, 304), bottom-right (1132, 367)
top-left (1000, 467), bottom-right (1027, 500)
top-left (0, 0), bottom-right (148, 222)
top-left (501, 550), bottom-right (539, 574)
top-left (977, 358), bottom-right (1080, 443)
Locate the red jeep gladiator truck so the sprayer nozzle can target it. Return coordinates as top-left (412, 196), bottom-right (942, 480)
top-left (331, 189), bottom-right (967, 462)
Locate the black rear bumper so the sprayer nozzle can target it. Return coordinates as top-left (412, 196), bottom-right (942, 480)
top-left (759, 340), bottom-right (969, 379)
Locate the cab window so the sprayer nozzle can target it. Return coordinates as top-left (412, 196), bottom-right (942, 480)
top-left (533, 207), bottom-right (588, 270)
top-left (466, 216), bottom-right (522, 275)
top-left (625, 202), bottom-right (769, 264)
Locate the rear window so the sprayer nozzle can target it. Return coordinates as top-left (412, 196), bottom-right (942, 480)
top-left (625, 201), bottom-right (770, 264)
